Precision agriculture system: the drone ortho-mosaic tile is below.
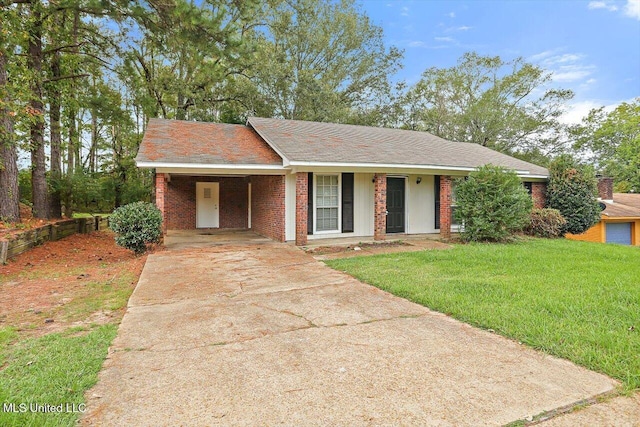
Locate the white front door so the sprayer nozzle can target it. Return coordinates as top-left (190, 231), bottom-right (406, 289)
top-left (196, 182), bottom-right (219, 228)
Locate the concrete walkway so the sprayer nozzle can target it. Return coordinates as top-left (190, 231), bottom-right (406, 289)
top-left (82, 240), bottom-right (619, 426)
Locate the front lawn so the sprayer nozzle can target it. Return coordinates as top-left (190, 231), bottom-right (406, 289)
top-left (0, 232), bottom-right (145, 426)
top-left (326, 238), bottom-right (640, 391)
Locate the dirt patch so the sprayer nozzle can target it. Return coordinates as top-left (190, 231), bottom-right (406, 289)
top-left (306, 240), bottom-right (411, 255)
top-left (307, 239), bottom-right (452, 260)
top-left (0, 232), bottom-right (150, 337)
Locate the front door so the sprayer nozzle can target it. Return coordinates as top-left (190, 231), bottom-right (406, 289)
top-left (196, 182), bottom-right (219, 228)
top-left (386, 177), bottom-right (405, 233)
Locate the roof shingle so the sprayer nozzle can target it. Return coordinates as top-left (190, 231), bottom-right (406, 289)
top-left (247, 117), bottom-right (548, 176)
top-left (136, 118), bottom-right (282, 166)
top-left (602, 193), bottom-right (640, 217)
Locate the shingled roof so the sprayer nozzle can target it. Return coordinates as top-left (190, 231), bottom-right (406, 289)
top-left (136, 118), bottom-right (282, 166)
top-left (602, 193), bottom-right (640, 218)
top-left (136, 117), bottom-right (549, 177)
top-left (247, 117), bottom-right (548, 176)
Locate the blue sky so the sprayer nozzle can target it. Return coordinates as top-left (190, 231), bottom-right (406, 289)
top-left (360, 0), bottom-right (640, 123)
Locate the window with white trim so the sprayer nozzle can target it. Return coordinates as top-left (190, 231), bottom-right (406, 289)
top-left (316, 175), bottom-right (339, 232)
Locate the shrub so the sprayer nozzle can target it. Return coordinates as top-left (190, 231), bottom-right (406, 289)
top-left (454, 164), bottom-right (533, 242)
top-left (525, 208), bottom-right (566, 238)
top-left (109, 202), bottom-right (162, 254)
top-left (546, 155), bottom-right (601, 234)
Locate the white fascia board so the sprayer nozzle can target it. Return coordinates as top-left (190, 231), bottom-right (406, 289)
top-left (289, 160), bottom-right (478, 171)
top-left (138, 162), bottom-right (288, 176)
top-left (517, 174), bottom-right (549, 180)
top-left (245, 119), bottom-right (291, 166)
top-left (137, 161), bottom-right (285, 170)
top-left (287, 161), bottom-right (548, 179)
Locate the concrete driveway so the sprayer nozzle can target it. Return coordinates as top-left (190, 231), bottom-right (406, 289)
top-left (83, 238), bottom-right (618, 426)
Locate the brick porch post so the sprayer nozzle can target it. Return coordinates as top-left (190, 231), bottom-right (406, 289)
top-left (374, 173), bottom-right (387, 241)
top-left (439, 175), bottom-right (452, 240)
top-left (295, 172), bottom-right (308, 246)
top-left (155, 172), bottom-right (167, 234)
top-left (531, 182), bottom-right (547, 209)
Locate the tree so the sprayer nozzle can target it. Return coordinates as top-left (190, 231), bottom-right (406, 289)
top-left (546, 155), bottom-right (601, 235)
top-left (407, 52), bottom-right (573, 156)
top-left (245, 0), bottom-right (402, 122)
top-left (120, 0), bottom-right (260, 121)
top-left (572, 99), bottom-right (640, 192)
top-left (0, 12), bottom-right (20, 222)
top-left (454, 165), bottom-right (533, 242)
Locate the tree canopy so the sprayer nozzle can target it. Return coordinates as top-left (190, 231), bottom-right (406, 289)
top-left (404, 52), bottom-right (574, 156)
top-left (572, 98), bottom-right (640, 192)
top-left (0, 0), bottom-right (630, 225)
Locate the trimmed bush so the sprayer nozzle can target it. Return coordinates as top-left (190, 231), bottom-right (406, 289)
top-left (454, 164), bottom-right (533, 242)
top-left (525, 208), bottom-right (566, 238)
top-left (109, 202), bottom-right (162, 254)
top-left (546, 155), bottom-right (601, 235)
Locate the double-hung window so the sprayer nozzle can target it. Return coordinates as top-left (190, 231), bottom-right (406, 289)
top-left (315, 175), bottom-right (339, 232)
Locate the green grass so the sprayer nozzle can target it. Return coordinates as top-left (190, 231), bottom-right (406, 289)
top-left (0, 324), bottom-right (117, 426)
top-left (72, 213), bottom-right (111, 219)
top-left (62, 273), bottom-right (137, 321)
top-left (327, 238), bottom-right (640, 391)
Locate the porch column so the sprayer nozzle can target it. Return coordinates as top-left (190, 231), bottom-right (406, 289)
top-left (374, 173), bottom-right (387, 241)
top-left (155, 172), bottom-right (167, 234)
top-left (439, 175), bottom-right (452, 240)
top-left (295, 172), bottom-right (308, 246)
top-left (531, 182), bottom-right (547, 209)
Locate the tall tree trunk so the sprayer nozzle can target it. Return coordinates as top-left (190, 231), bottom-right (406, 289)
top-left (64, 108), bottom-right (76, 218)
top-left (90, 108), bottom-right (97, 173)
top-left (49, 47), bottom-right (62, 218)
top-left (0, 20), bottom-right (20, 222)
top-left (28, 2), bottom-right (49, 219)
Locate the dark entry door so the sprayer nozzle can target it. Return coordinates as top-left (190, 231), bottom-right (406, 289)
top-left (386, 177), bottom-right (405, 233)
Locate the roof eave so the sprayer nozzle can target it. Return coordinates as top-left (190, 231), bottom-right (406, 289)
top-left (136, 161), bottom-right (286, 170)
top-left (287, 160), bottom-right (548, 178)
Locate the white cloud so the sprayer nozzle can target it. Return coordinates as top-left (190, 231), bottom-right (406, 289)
top-left (405, 40), bottom-right (453, 49)
top-left (553, 64), bottom-right (596, 82)
top-left (545, 53), bottom-right (584, 64)
top-left (448, 12), bottom-right (456, 18)
top-left (529, 50), bottom-right (596, 84)
top-left (408, 40), bottom-right (427, 48)
top-left (588, 1), bottom-right (618, 11)
top-left (625, 0), bottom-right (640, 19)
top-left (560, 99), bottom-right (627, 125)
top-left (588, 0), bottom-right (640, 19)
top-left (434, 36), bottom-right (454, 42)
top-left (445, 25), bottom-right (472, 32)
top-left (528, 49), bottom-right (558, 62)
top-left (586, 78), bottom-right (597, 84)
top-left (401, 6), bottom-right (409, 16)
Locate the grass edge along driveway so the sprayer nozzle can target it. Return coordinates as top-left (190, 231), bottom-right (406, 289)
top-left (326, 238), bottom-right (640, 392)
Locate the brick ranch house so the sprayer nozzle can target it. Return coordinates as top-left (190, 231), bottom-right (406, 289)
top-left (136, 117), bottom-right (548, 246)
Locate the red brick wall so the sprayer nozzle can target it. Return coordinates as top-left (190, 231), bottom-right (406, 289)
top-left (532, 182), bottom-right (547, 209)
top-left (155, 173), bottom-right (167, 233)
top-left (295, 173), bottom-right (308, 246)
top-left (165, 175), bottom-right (248, 230)
top-left (439, 176), bottom-right (452, 239)
top-left (374, 173), bottom-right (387, 241)
top-left (250, 175), bottom-right (286, 242)
top-left (597, 177), bottom-right (613, 200)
